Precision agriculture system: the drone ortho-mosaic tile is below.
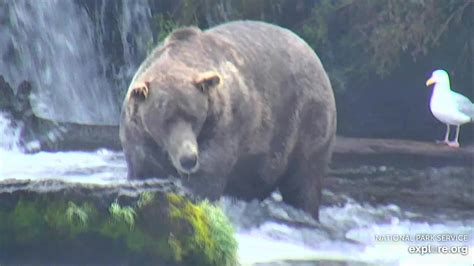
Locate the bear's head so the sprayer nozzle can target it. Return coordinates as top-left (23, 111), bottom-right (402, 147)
top-left (128, 69), bottom-right (222, 175)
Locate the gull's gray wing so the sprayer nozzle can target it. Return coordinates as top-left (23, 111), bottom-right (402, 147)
top-left (451, 90), bottom-right (474, 120)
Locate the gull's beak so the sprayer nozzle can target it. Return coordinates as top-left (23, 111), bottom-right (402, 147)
top-left (426, 77), bottom-right (435, 86)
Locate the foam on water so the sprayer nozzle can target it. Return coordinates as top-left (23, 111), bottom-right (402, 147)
top-left (0, 149), bottom-right (127, 184)
top-left (0, 113), bottom-right (126, 183)
top-left (225, 198), bottom-right (473, 266)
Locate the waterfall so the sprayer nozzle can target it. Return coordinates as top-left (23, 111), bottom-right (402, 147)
top-left (0, 112), bottom-right (21, 151)
top-left (0, 0), bottom-right (153, 125)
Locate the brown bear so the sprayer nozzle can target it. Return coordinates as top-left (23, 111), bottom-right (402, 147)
top-left (120, 21), bottom-right (336, 219)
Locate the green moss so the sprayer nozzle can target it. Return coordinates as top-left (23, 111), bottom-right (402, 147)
top-left (168, 233), bottom-right (184, 262)
top-left (99, 216), bottom-right (131, 239)
top-left (167, 194), bottom-right (238, 266)
top-left (44, 200), bottom-right (99, 237)
top-left (200, 201), bottom-right (238, 266)
top-left (44, 200), bottom-right (69, 232)
top-left (125, 227), bottom-right (151, 252)
top-left (10, 199), bottom-right (47, 244)
top-left (0, 191), bottom-right (236, 264)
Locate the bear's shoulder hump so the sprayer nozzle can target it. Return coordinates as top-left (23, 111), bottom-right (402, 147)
top-left (167, 27), bottom-right (202, 43)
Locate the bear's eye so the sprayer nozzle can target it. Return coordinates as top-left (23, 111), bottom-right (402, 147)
top-left (173, 110), bottom-right (196, 126)
top-left (168, 111), bottom-right (197, 127)
top-left (183, 113), bottom-right (197, 124)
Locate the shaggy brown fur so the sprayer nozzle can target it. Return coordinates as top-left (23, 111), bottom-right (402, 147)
top-left (120, 21), bottom-right (336, 219)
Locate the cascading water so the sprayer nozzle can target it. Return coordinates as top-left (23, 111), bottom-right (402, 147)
top-left (92, 0), bottom-right (154, 100)
top-left (0, 112), bottom-right (21, 151)
top-left (0, 0), bottom-right (153, 125)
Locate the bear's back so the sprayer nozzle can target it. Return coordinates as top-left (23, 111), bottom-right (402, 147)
top-left (207, 21), bottom-right (324, 75)
top-left (206, 20), bottom-right (334, 106)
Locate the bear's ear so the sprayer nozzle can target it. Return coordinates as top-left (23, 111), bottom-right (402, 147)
top-left (193, 71), bottom-right (221, 93)
top-left (129, 81), bottom-right (150, 101)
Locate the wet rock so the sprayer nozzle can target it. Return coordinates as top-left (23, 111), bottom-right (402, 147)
top-left (0, 178), bottom-right (238, 266)
top-left (0, 76), bottom-right (15, 112)
top-left (0, 75), bottom-right (121, 152)
top-left (22, 118), bottom-right (121, 152)
top-left (332, 136), bottom-right (474, 167)
top-left (0, 77), bottom-right (33, 121)
top-left (325, 165), bottom-right (474, 222)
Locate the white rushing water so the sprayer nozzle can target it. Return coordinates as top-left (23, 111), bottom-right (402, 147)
top-left (0, 114), bottom-right (472, 265)
top-left (0, 0), bottom-right (154, 125)
top-left (0, 113), bottom-right (21, 152)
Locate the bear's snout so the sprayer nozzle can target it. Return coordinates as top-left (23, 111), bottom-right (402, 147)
top-left (179, 153), bottom-right (198, 172)
top-left (174, 140), bottom-right (199, 174)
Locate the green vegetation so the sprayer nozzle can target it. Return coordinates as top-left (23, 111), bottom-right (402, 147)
top-left (137, 190), bottom-right (156, 209)
top-left (65, 201), bottom-right (91, 227)
top-left (50, 200), bottom-right (98, 236)
top-left (200, 200), bottom-right (239, 266)
top-left (147, 13), bottom-right (182, 53)
top-left (167, 194), bottom-right (238, 266)
top-left (109, 200), bottom-right (136, 230)
top-left (297, 0), bottom-right (472, 92)
top-left (11, 199), bottom-right (47, 244)
top-left (0, 191), bottom-right (238, 265)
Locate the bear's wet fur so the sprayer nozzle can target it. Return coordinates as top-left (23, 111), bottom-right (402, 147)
top-left (120, 21), bottom-right (337, 219)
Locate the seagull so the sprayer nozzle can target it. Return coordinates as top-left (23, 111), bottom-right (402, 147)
top-left (426, 69), bottom-right (474, 148)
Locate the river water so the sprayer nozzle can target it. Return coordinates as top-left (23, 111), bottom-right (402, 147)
top-left (0, 113), bottom-right (472, 266)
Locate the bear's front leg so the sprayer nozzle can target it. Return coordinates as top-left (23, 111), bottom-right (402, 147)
top-left (278, 150), bottom-right (328, 220)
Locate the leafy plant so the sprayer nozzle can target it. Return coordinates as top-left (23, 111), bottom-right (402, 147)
top-left (109, 200), bottom-right (136, 230)
top-left (65, 201), bottom-right (89, 226)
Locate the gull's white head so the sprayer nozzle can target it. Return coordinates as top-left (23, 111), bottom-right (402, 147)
top-left (426, 69), bottom-right (450, 87)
